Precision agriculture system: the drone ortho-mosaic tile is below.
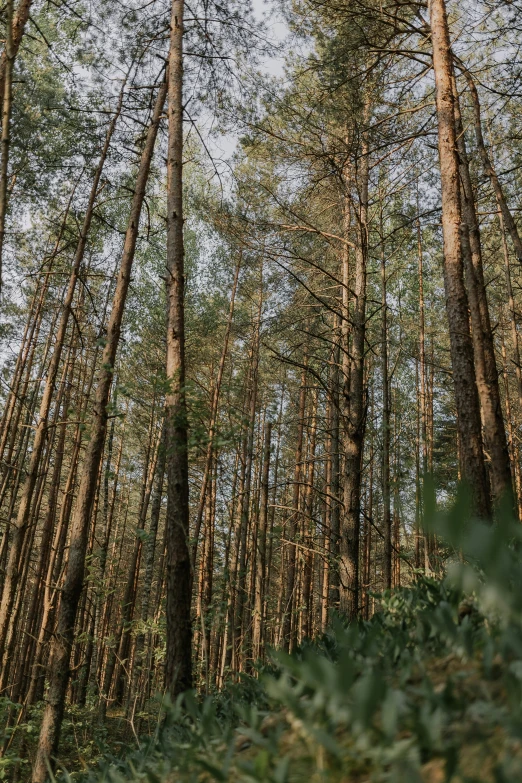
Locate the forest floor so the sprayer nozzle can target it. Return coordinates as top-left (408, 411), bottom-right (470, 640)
top-left (60, 577), bottom-right (522, 782)
top-left (7, 503), bottom-right (522, 782)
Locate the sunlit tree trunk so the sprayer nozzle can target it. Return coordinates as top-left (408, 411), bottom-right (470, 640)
top-left (32, 78), bottom-right (167, 782)
top-left (0, 0), bottom-right (32, 101)
top-left (0, 81), bottom-right (127, 665)
top-left (192, 253), bottom-right (241, 569)
top-left (499, 212), bottom-right (522, 518)
top-left (164, 0), bottom-right (192, 698)
top-left (429, 0), bottom-right (490, 518)
top-left (302, 391), bottom-right (317, 640)
top-left (452, 75), bottom-right (512, 507)
top-left (380, 214), bottom-right (392, 590)
top-left (339, 113), bottom-right (369, 617)
top-left (252, 422), bottom-right (271, 661)
top-left (282, 358), bottom-right (307, 651)
top-left (131, 419), bottom-right (167, 708)
top-left (0, 0), bottom-right (13, 290)
top-left (457, 62), bottom-right (522, 264)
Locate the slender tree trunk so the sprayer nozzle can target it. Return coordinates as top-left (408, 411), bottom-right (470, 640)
top-left (195, 455), bottom-right (216, 687)
top-left (0, 0), bottom-right (13, 289)
top-left (417, 200), bottom-right (429, 564)
top-left (499, 212), bottom-right (522, 517)
top-left (265, 376), bottom-right (285, 637)
top-left (329, 317), bottom-right (341, 612)
top-left (339, 116), bottom-right (369, 618)
top-left (252, 422), bottom-right (271, 661)
top-left (0, 80), bottom-right (128, 664)
top-left (302, 391), bottom-right (317, 640)
top-left (456, 61), bottom-right (522, 264)
top-left (500, 327), bottom-right (522, 518)
top-left (452, 75), bottom-right (512, 506)
top-left (32, 78), bottom-right (167, 782)
top-left (131, 419), bottom-right (167, 704)
top-left (392, 392), bottom-right (401, 588)
top-left (415, 360), bottom-right (422, 569)
top-left (113, 409), bottom-right (158, 706)
top-left (0, 0), bottom-right (32, 101)
top-left (321, 373), bottom-right (334, 632)
top-left (94, 401), bottom-right (127, 689)
top-left (429, 0), bottom-right (490, 518)
top-left (381, 223), bottom-right (392, 590)
top-left (282, 358), bottom-right (307, 651)
top-left (164, 0), bottom-right (192, 698)
top-left (364, 390), bottom-right (374, 619)
top-left (233, 287), bottom-right (261, 669)
top-left (192, 253), bottom-right (241, 567)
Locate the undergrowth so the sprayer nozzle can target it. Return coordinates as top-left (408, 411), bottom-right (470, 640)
top-left (8, 488), bottom-right (522, 782)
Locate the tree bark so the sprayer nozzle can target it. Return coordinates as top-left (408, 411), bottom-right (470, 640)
top-left (130, 419), bottom-right (167, 705)
top-left (282, 358), bottom-right (307, 650)
top-left (0, 0), bottom-right (32, 101)
top-left (456, 60), bottom-right (522, 264)
top-left (164, 0), bottom-right (192, 698)
top-left (339, 116), bottom-right (369, 618)
top-left (329, 316), bottom-right (341, 612)
top-left (302, 391), bottom-right (317, 640)
top-left (0, 80), bottom-right (127, 664)
top-left (381, 218), bottom-right (392, 590)
top-left (252, 422), bottom-right (271, 661)
top-left (429, 0), bottom-right (490, 518)
top-left (233, 285), bottom-right (261, 669)
top-left (452, 75), bottom-right (512, 507)
top-left (31, 77), bottom-right (167, 782)
top-left (192, 253), bottom-right (241, 568)
top-left (0, 0), bottom-right (14, 289)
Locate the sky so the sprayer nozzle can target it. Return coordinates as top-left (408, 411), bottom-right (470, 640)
top-left (199, 0), bottom-right (289, 179)
top-left (252, 0), bottom-right (288, 77)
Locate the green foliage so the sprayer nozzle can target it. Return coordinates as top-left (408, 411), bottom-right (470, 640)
top-left (0, 698), bottom-right (30, 780)
top-left (55, 495), bottom-right (522, 782)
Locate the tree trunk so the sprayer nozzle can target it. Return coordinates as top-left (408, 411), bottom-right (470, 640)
top-left (130, 419), bottom-right (167, 705)
top-left (302, 391), bottom-right (317, 640)
top-left (192, 253), bottom-right (241, 568)
top-left (452, 75), bottom-right (512, 507)
top-left (429, 0), bottom-right (490, 518)
top-left (0, 79), bottom-right (127, 664)
top-left (32, 77), bottom-right (167, 782)
top-left (499, 213), bottom-right (522, 518)
top-left (252, 422), bottom-right (271, 661)
top-left (417, 200), bottom-right (428, 565)
top-left (339, 116), bottom-right (369, 618)
top-left (500, 327), bottom-right (522, 518)
top-left (233, 286), bottom-right (261, 669)
top-left (381, 221), bottom-right (392, 590)
top-left (282, 358), bottom-right (307, 651)
top-left (112, 412), bottom-right (159, 707)
top-left (0, 0), bottom-right (32, 102)
top-left (457, 61), bottom-right (522, 264)
top-left (164, 0), bottom-right (192, 698)
top-left (329, 316), bottom-right (341, 612)
top-left (0, 0), bottom-right (14, 288)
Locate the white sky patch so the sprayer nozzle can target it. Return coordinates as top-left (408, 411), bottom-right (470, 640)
top-left (197, 0), bottom-right (288, 187)
top-left (252, 0), bottom-right (287, 77)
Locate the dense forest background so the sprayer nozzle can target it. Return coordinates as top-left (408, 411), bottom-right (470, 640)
top-left (1, 0), bottom-right (522, 780)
